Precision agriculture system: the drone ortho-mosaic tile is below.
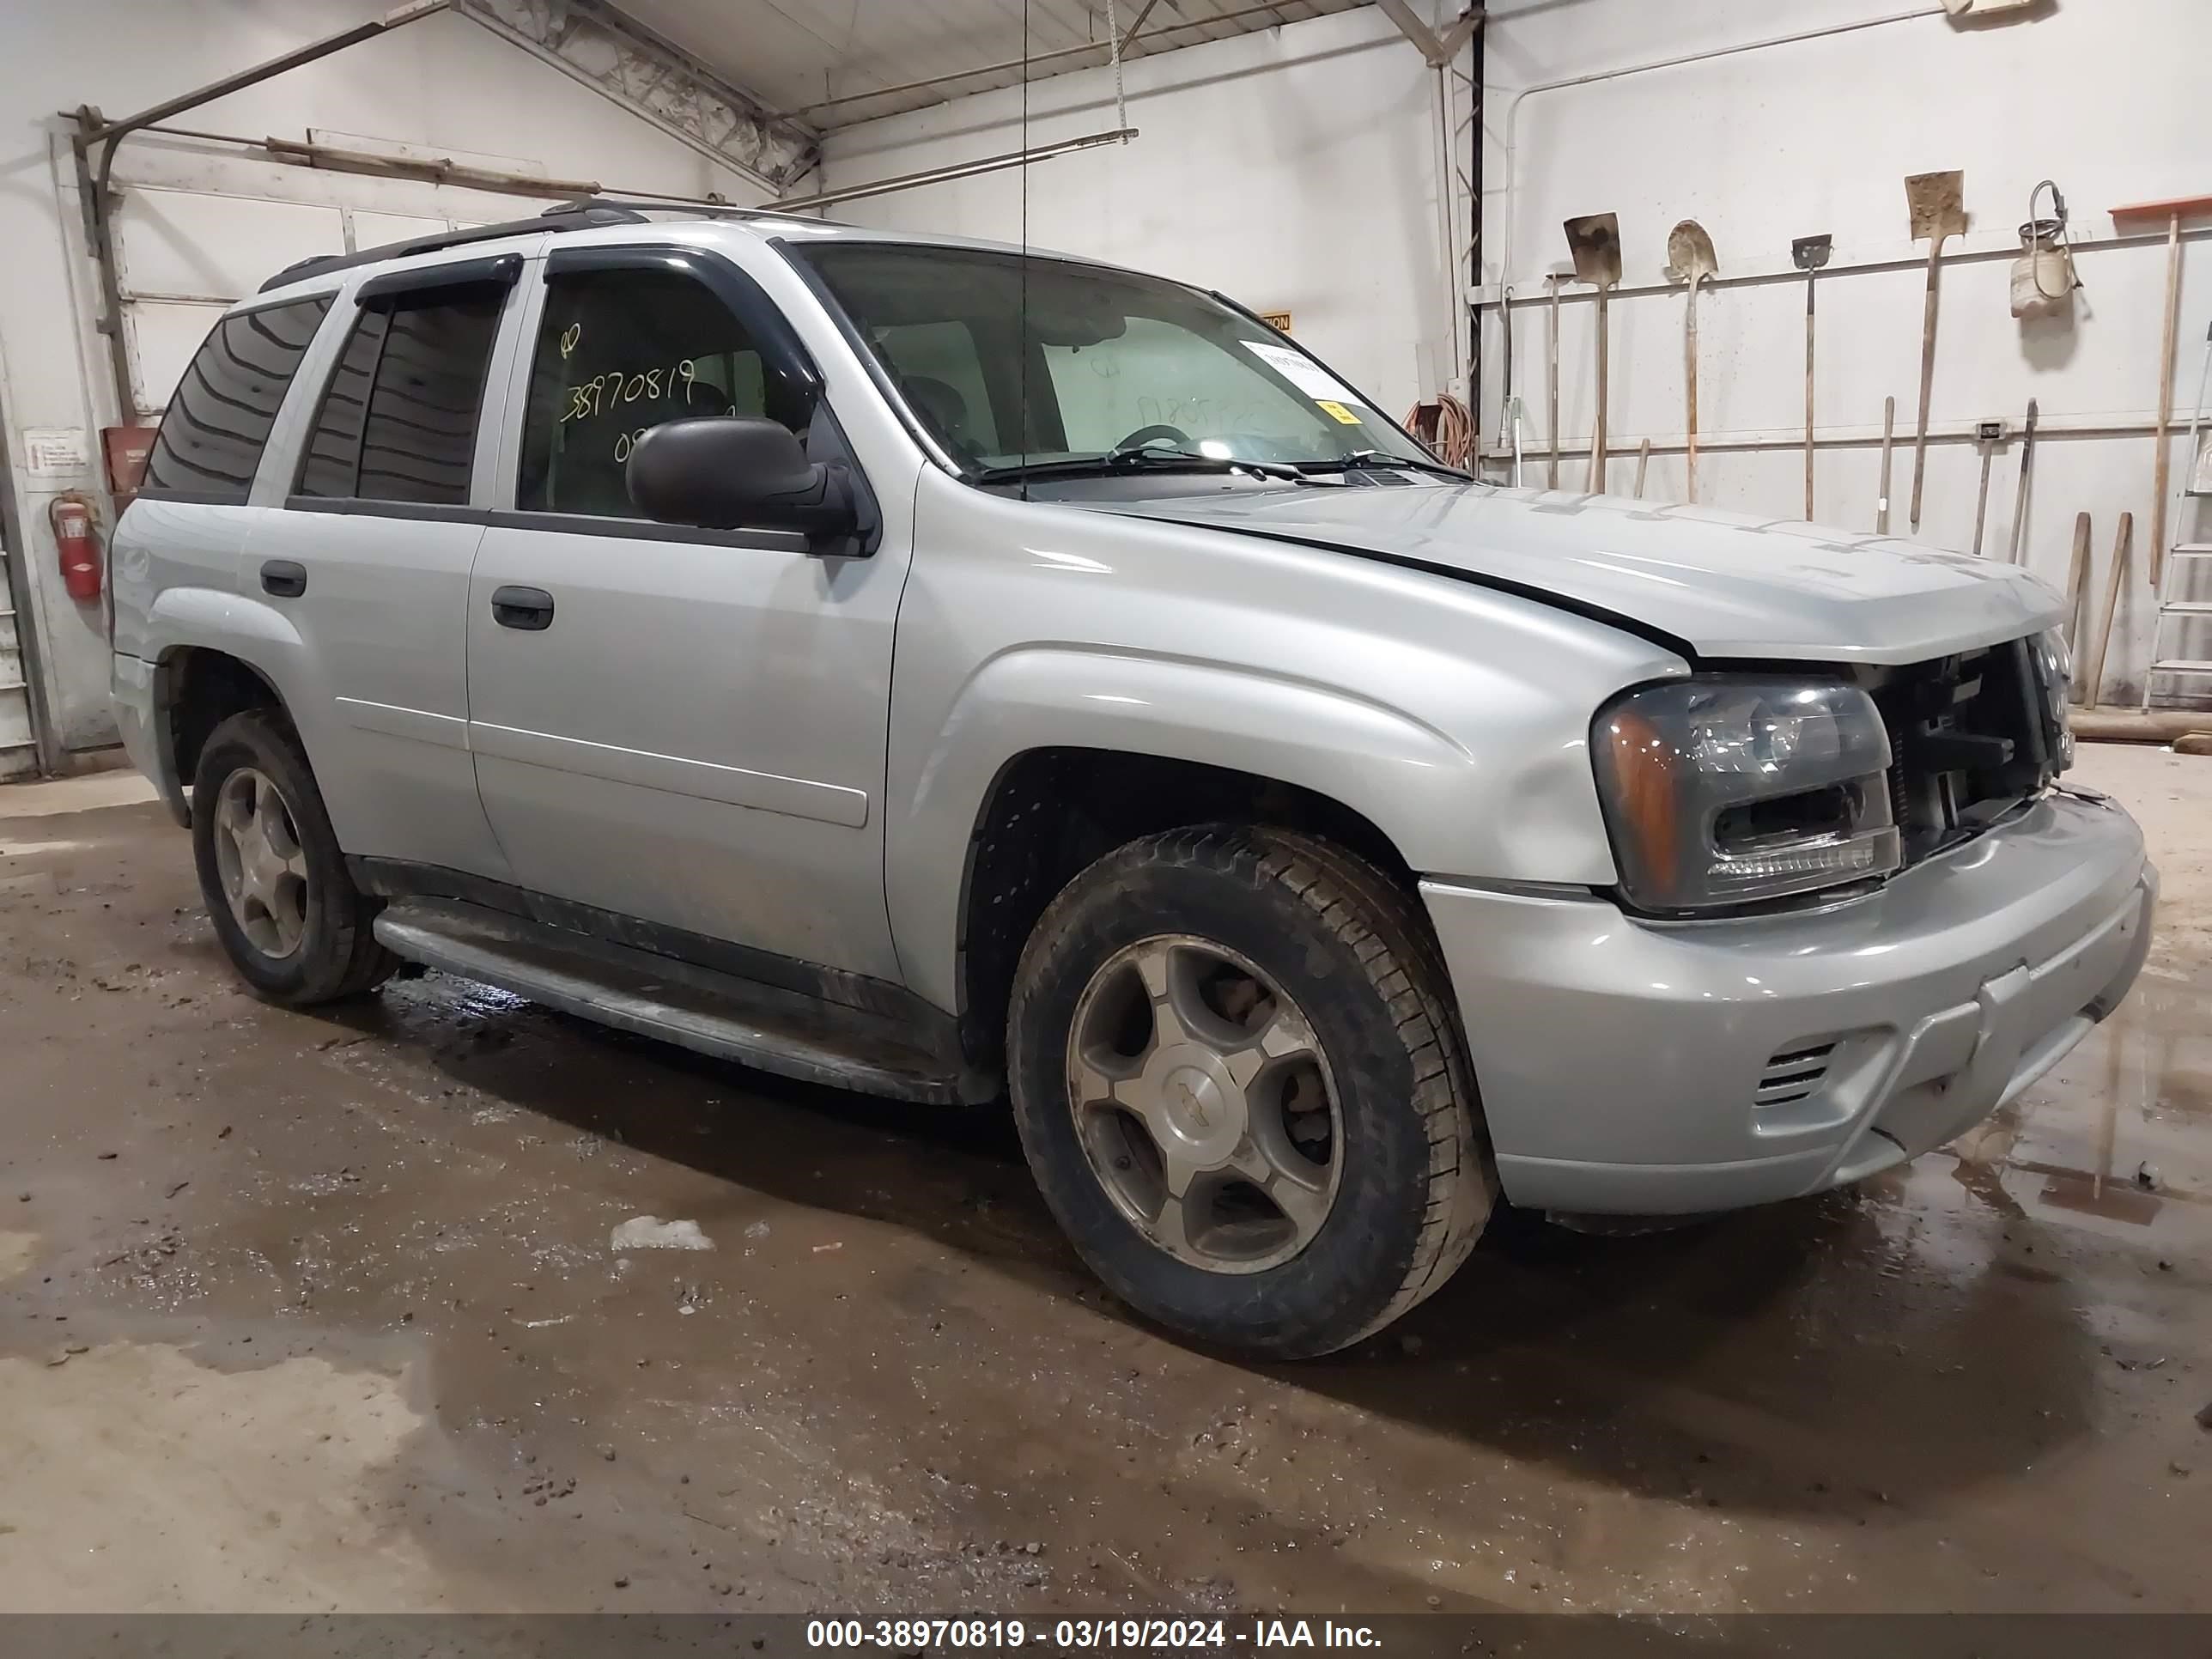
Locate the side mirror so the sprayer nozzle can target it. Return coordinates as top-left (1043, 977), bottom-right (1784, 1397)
top-left (626, 416), bottom-right (860, 549)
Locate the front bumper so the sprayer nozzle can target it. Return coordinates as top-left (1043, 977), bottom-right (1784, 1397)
top-left (1421, 788), bottom-right (2155, 1215)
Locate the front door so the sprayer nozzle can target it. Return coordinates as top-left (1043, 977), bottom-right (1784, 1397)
top-left (464, 245), bottom-right (906, 983)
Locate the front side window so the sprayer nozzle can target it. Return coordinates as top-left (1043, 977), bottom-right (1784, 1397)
top-left (792, 242), bottom-right (1440, 479)
top-left (867, 319), bottom-right (1000, 459)
top-left (296, 284), bottom-right (505, 505)
top-left (517, 267), bottom-right (811, 519)
top-left (142, 296), bottom-right (331, 501)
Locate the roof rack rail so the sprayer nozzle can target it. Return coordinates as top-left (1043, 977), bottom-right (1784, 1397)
top-left (256, 201), bottom-right (653, 293)
top-left (550, 192), bottom-right (849, 228)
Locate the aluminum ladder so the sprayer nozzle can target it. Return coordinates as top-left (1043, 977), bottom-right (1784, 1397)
top-left (0, 544), bottom-right (37, 781)
top-left (2144, 322), bottom-right (2212, 708)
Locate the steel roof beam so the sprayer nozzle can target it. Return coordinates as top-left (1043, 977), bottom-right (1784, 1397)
top-left (1373, 0), bottom-right (1483, 66)
top-left (455, 0), bottom-right (817, 191)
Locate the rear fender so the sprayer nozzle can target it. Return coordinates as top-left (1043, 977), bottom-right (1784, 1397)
top-left (143, 588), bottom-right (329, 785)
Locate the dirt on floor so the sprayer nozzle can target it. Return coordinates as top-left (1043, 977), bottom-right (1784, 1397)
top-left (0, 745), bottom-right (2207, 1616)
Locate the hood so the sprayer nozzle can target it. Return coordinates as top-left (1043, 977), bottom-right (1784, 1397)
top-left (1103, 483), bottom-right (2063, 665)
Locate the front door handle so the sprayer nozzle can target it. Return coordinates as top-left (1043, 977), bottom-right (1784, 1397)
top-left (260, 559), bottom-right (307, 599)
top-left (490, 586), bottom-right (555, 631)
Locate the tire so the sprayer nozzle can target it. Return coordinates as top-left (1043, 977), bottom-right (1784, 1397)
top-left (191, 708), bottom-right (396, 1006)
top-left (1007, 825), bottom-right (1495, 1358)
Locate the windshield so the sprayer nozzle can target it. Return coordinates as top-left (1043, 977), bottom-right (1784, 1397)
top-left (789, 240), bottom-right (1447, 479)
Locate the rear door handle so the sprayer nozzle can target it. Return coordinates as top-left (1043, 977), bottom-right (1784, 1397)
top-left (260, 560), bottom-right (307, 599)
top-left (490, 585), bottom-right (555, 631)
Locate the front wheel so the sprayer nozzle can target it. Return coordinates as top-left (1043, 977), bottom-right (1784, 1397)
top-left (1008, 826), bottom-right (1495, 1358)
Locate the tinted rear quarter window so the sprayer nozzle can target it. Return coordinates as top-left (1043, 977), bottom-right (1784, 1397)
top-left (296, 285), bottom-right (506, 505)
top-left (141, 296), bottom-right (331, 501)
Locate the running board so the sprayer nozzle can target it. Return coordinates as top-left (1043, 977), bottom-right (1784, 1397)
top-left (372, 898), bottom-right (968, 1104)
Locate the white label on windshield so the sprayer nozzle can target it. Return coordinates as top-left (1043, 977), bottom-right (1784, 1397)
top-left (1243, 339), bottom-right (1358, 403)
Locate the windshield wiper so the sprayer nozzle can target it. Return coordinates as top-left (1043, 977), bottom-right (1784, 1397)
top-left (975, 448), bottom-right (1321, 485)
top-left (1296, 449), bottom-right (1468, 480)
top-left (1115, 447), bottom-right (1314, 481)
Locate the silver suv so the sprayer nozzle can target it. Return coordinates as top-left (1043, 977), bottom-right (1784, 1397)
top-left (109, 203), bottom-right (2155, 1358)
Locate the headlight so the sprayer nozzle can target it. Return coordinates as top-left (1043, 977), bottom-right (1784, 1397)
top-left (2028, 628), bottom-right (2075, 773)
top-left (1592, 677), bottom-right (1902, 912)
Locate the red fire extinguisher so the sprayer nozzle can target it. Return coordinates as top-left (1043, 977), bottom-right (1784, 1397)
top-left (49, 492), bottom-right (102, 603)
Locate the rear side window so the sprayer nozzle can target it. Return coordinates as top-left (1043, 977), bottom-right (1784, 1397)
top-left (296, 285), bottom-right (505, 505)
top-left (141, 296), bottom-right (331, 502)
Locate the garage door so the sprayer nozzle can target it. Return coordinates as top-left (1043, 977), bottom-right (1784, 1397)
top-left (113, 186), bottom-right (499, 418)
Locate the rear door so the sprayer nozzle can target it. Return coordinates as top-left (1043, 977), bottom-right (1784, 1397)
top-left (254, 252), bottom-right (525, 879)
top-left (463, 243), bottom-right (907, 981)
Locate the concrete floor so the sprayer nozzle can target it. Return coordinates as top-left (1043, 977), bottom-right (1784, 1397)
top-left (1, 746), bottom-right (2207, 1615)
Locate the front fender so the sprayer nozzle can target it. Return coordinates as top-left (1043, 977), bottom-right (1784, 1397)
top-left (887, 643), bottom-right (1630, 1017)
top-left (881, 472), bottom-right (1690, 1021)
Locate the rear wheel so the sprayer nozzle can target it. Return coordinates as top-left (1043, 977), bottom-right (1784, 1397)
top-left (191, 709), bottom-right (395, 1006)
top-left (1008, 825), bottom-right (1494, 1358)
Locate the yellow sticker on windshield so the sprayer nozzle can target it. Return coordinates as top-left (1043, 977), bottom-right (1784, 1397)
top-left (1316, 400), bottom-right (1363, 425)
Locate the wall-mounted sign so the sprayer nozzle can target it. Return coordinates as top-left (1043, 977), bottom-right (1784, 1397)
top-left (24, 428), bottom-right (91, 477)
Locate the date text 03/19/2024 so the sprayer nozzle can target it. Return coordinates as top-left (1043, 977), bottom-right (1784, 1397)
top-left (803, 1619), bottom-right (1383, 1650)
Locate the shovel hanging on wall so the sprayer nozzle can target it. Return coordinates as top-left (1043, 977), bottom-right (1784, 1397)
top-left (1905, 171), bottom-right (1967, 532)
top-left (1665, 221), bottom-right (1718, 504)
top-left (1564, 213), bottom-right (1622, 493)
top-left (1791, 234), bottom-right (1832, 520)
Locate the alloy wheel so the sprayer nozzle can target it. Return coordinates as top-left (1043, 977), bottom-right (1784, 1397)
top-left (211, 767), bottom-right (309, 959)
top-left (1066, 934), bottom-right (1341, 1273)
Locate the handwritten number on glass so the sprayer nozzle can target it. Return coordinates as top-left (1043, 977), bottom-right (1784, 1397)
top-left (559, 360), bottom-right (699, 428)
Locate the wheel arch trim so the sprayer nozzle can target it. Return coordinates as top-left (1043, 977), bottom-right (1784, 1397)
top-left (146, 594), bottom-right (313, 821)
top-left (144, 589), bottom-right (312, 711)
top-left (891, 642), bottom-right (1504, 1018)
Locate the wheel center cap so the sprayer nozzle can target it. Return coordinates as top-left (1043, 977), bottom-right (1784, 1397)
top-left (1161, 1063), bottom-right (1231, 1144)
